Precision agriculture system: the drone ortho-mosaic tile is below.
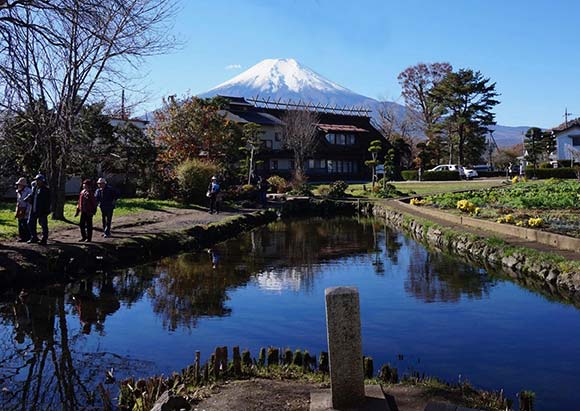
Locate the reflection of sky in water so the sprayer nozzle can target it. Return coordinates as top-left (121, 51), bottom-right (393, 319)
top-left (1, 217), bottom-right (580, 411)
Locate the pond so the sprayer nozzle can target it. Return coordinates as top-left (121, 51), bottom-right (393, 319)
top-left (1, 217), bottom-right (579, 411)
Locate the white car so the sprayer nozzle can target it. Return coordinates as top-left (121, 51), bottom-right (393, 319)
top-left (462, 167), bottom-right (478, 179)
top-left (427, 164), bottom-right (478, 179)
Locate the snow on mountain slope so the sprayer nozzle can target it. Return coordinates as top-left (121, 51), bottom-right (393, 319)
top-left (199, 58), bottom-right (380, 109)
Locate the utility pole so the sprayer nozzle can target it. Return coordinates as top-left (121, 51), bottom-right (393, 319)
top-left (564, 108), bottom-right (573, 128)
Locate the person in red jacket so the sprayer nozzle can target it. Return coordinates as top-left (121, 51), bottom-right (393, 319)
top-left (75, 179), bottom-right (97, 242)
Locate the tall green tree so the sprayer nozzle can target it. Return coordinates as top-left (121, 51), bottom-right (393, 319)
top-left (365, 139), bottom-right (382, 188)
top-left (241, 122), bottom-right (263, 184)
top-left (524, 127), bottom-right (554, 175)
top-left (430, 69), bottom-right (499, 166)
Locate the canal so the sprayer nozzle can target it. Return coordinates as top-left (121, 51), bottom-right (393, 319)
top-left (1, 217), bottom-right (579, 410)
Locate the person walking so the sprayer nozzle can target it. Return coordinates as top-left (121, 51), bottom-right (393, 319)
top-left (26, 174), bottom-right (51, 245)
top-left (95, 178), bottom-right (118, 238)
top-left (14, 177), bottom-right (32, 242)
top-left (207, 176), bottom-right (220, 214)
top-left (75, 179), bottom-right (97, 242)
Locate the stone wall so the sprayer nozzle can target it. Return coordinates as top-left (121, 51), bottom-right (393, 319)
top-left (370, 202), bottom-right (580, 306)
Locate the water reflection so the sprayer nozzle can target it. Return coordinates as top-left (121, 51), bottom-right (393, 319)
top-left (0, 218), bottom-right (507, 410)
top-left (405, 243), bottom-right (496, 303)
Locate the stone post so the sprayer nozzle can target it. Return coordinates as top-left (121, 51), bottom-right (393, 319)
top-left (325, 286), bottom-right (365, 409)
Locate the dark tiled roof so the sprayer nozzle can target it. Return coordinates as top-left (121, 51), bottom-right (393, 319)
top-left (218, 95), bottom-right (253, 107)
top-left (317, 123), bottom-right (369, 133)
top-left (222, 109), bottom-right (283, 126)
top-left (552, 118), bottom-right (580, 132)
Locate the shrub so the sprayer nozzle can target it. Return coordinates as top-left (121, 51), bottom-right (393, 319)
top-left (423, 170), bottom-right (461, 181)
top-left (525, 167), bottom-right (577, 179)
top-left (175, 159), bottom-right (220, 205)
top-left (267, 175), bottom-right (289, 193)
top-left (373, 183), bottom-right (404, 199)
top-left (326, 180), bottom-right (348, 198)
top-left (401, 170), bottom-right (418, 181)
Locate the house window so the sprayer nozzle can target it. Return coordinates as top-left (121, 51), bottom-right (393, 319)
top-left (572, 136), bottom-right (580, 146)
top-left (346, 134), bottom-right (356, 145)
top-left (274, 132), bottom-right (281, 141)
top-left (325, 133), bottom-right (335, 144)
top-left (271, 159), bottom-right (278, 170)
top-left (337, 134), bottom-right (346, 145)
top-left (263, 140), bottom-right (273, 149)
top-left (327, 160), bottom-right (334, 173)
top-left (308, 159), bottom-right (315, 169)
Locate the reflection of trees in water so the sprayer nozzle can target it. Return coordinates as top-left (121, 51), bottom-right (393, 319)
top-left (146, 218), bottom-right (377, 329)
top-left (0, 274), bottom-right (147, 411)
top-left (405, 244), bottom-right (496, 303)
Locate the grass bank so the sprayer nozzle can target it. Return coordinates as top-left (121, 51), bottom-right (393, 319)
top-left (0, 198), bottom-right (193, 240)
top-left (310, 179), bottom-right (503, 198)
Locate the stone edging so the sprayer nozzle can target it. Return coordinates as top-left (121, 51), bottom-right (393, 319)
top-left (396, 200), bottom-right (580, 254)
top-left (370, 202), bottom-right (580, 299)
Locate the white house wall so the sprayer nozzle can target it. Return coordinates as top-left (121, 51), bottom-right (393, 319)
top-left (556, 125), bottom-right (580, 160)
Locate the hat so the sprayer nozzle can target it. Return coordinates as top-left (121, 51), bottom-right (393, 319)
top-left (34, 174), bottom-right (46, 182)
top-left (97, 177), bottom-right (107, 184)
top-left (83, 179), bottom-right (92, 185)
top-left (15, 177), bottom-right (27, 186)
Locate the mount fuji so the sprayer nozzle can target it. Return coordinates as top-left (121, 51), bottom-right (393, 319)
top-left (197, 58), bottom-right (526, 147)
top-left (199, 58), bottom-right (395, 112)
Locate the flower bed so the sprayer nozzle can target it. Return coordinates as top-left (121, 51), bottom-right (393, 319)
top-left (424, 179), bottom-right (580, 238)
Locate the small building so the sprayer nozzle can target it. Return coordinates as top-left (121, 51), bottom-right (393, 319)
top-left (221, 96), bottom-right (386, 181)
top-left (551, 118), bottom-right (580, 163)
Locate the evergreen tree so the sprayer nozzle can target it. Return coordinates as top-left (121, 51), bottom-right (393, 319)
top-left (524, 127), bottom-right (554, 176)
top-left (430, 69), bottom-right (499, 165)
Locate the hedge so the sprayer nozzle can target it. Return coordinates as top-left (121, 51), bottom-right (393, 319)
top-left (401, 170), bottom-right (418, 181)
top-left (423, 170), bottom-right (461, 181)
top-left (524, 167), bottom-right (578, 179)
top-left (476, 171), bottom-right (505, 178)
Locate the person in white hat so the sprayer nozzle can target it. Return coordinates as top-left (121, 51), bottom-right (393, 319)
top-left (14, 177), bottom-right (32, 242)
top-left (207, 176), bottom-right (220, 214)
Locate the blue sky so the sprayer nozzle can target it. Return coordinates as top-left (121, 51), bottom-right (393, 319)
top-left (141, 0), bottom-right (580, 128)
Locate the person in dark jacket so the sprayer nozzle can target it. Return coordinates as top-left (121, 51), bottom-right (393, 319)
top-left (95, 178), bottom-right (119, 238)
top-left (26, 174), bottom-right (51, 245)
top-left (75, 179), bottom-right (97, 242)
top-left (207, 176), bottom-right (220, 214)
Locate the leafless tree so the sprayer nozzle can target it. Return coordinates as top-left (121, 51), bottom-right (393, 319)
top-left (281, 109), bottom-right (320, 182)
top-left (0, 0), bottom-right (179, 218)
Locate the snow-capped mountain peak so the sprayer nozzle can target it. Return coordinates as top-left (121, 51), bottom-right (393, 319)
top-left (208, 58), bottom-right (351, 95)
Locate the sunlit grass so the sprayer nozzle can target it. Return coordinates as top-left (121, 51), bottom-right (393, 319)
top-left (0, 198), bottom-right (191, 240)
top-left (310, 179), bottom-right (504, 198)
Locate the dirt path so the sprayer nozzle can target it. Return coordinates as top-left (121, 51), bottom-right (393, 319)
top-left (1, 207), bottom-right (239, 249)
top-left (192, 379), bottom-right (481, 411)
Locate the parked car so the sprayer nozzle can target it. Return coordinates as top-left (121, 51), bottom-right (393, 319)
top-left (472, 164), bottom-right (493, 172)
top-left (427, 164), bottom-right (478, 179)
top-left (462, 167), bottom-right (478, 179)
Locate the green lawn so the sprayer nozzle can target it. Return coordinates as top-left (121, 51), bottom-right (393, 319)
top-left (311, 179), bottom-right (504, 198)
top-left (0, 198), bottom-right (189, 240)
